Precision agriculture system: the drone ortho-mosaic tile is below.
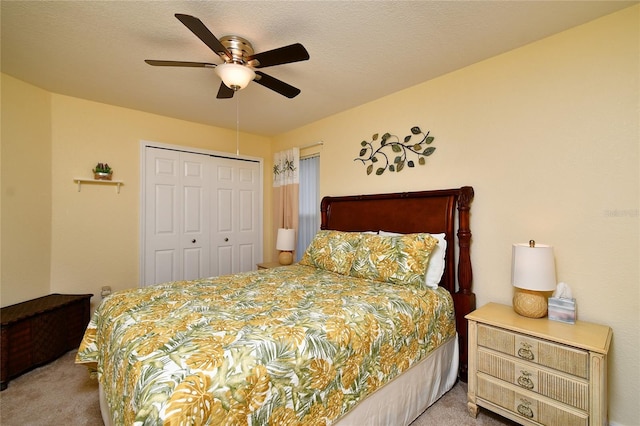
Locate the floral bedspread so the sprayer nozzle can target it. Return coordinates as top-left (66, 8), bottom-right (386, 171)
top-left (76, 264), bottom-right (455, 425)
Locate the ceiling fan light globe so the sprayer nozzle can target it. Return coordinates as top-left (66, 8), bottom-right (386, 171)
top-left (215, 63), bottom-right (255, 91)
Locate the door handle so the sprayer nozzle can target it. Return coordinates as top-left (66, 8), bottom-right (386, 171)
top-left (192, 239), bottom-right (196, 243)
top-left (224, 238), bottom-right (229, 242)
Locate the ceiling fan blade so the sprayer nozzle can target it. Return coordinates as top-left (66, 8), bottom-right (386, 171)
top-left (248, 43), bottom-right (310, 68)
top-left (254, 71), bottom-right (301, 98)
top-left (216, 82), bottom-right (235, 99)
top-left (174, 14), bottom-right (232, 61)
top-left (145, 60), bottom-right (216, 68)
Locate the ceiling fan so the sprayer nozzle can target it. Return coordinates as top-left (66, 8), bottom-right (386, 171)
top-left (145, 14), bottom-right (309, 99)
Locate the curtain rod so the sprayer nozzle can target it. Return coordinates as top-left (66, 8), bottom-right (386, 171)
top-left (299, 141), bottom-right (324, 150)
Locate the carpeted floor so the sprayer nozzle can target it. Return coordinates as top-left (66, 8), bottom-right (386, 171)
top-left (0, 351), bottom-right (516, 425)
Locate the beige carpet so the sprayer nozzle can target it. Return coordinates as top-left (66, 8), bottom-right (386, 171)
top-left (0, 351), bottom-right (516, 425)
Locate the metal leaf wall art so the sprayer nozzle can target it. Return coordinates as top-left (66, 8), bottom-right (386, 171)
top-left (354, 126), bottom-right (436, 175)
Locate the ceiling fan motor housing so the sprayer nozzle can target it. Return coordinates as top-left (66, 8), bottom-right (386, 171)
top-left (220, 35), bottom-right (255, 65)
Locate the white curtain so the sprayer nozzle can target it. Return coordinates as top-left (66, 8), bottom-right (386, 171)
top-left (296, 155), bottom-right (320, 261)
top-left (273, 148), bottom-right (300, 258)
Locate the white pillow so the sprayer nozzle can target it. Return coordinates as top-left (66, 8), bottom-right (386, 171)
top-left (379, 231), bottom-right (447, 289)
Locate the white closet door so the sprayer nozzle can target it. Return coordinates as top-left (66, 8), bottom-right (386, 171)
top-left (180, 153), bottom-right (210, 281)
top-left (142, 143), bottom-right (262, 286)
top-left (210, 157), bottom-right (261, 276)
top-left (143, 148), bottom-right (210, 285)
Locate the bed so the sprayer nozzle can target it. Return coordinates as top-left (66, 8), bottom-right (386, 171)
top-left (76, 186), bottom-right (475, 425)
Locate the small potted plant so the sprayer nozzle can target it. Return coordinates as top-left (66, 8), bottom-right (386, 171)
top-left (93, 163), bottom-right (113, 180)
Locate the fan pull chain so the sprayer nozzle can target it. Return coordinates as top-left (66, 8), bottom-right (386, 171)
top-left (235, 95), bottom-right (240, 156)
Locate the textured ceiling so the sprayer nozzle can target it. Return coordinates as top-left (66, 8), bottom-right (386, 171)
top-left (2, 1), bottom-right (635, 136)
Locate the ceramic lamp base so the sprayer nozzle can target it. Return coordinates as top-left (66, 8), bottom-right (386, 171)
top-left (513, 288), bottom-right (548, 318)
top-left (278, 251), bottom-right (293, 265)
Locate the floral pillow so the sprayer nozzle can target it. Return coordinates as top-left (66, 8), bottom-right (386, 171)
top-left (299, 230), bottom-right (364, 275)
top-left (379, 231), bottom-right (447, 289)
top-left (350, 233), bottom-right (438, 288)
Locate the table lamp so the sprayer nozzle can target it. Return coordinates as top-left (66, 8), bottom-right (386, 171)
top-left (276, 228), bottom-right (296, 265)
top-left (511, 240), bottom-right (556, 318)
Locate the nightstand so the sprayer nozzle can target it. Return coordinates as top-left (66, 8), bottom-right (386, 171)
top-left (466, 303), bottom-right (611, 426)
top-left (257, 261), bottom-right (283, 270)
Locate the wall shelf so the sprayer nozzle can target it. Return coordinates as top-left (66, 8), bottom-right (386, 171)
top-left (74, 178), bottom-right (124, 193)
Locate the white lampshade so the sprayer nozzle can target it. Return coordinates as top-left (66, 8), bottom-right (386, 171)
top-left (276, 228), bottom-right (296, 251)
top-left (511, 240), bottom-right (557, 291)
top-left (214, 63), bottom-right (255, 91)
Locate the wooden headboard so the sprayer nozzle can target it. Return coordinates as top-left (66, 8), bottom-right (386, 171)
top-left (320, 186), bottom-right (475, 379)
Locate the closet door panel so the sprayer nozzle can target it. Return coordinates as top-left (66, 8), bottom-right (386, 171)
top-left (215, 246), bottom-right (233, 276)
top-left (144, 148), bottom-right (210, 285)
top-left (235, 164), bottom-right (260, 271)
top-left (155, 185), bottom-right (177, 234)
top-left (210, 158), bottom-right (261, 276)
top-left (239, 243), bottom-right (255, 273)
top-left (179, 153), bottom-right (210, 281)
top-left (154, 250), bottom-right (176, 283)
top-left (239, 189), bottom-right (255, 232)
top-left (211, 183), bottom-right (234, 277)
top-left (183, 248), bottom-right (204, 281)
top-left (215, 188), bottom-right (233, 232)
top-left (183, 186), bottom-right (203, 233)
top-left (145, 149), bottom-right (180, 285)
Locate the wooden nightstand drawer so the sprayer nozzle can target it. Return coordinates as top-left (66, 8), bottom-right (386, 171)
top-left (478, 348), bottom-right (589, 410)
top-left (478, 373), bottom-right (588, 426)
top-left (478, 323), bottom-right (589, 379)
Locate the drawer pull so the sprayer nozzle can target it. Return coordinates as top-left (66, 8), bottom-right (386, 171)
top-left (517, 370), bottom-right (534, 390)
top-left (517, 399), bottom-right (534, 419)
top-left (517, 342), bottom-right (534, 361)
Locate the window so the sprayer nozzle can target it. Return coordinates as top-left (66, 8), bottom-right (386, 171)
top-left (297, 155), bottom-right (320, 261)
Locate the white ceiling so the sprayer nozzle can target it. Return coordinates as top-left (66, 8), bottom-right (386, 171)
top-left (2, 1), bottom-right (635, 136)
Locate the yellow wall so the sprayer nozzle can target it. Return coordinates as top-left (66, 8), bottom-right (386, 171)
top-left (1, 75), bottom-right (52, 305)
top-left (274, 7), bottom-right (639, 425)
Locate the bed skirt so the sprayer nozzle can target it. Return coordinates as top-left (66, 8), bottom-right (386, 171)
top-left (99, 335), bottom-right (458, 426)
top-left (336, 334), bottom-right (458, 425)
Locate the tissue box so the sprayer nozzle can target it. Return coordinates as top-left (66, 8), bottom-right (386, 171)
top-left (548, 297), bottom-right (576, 324)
